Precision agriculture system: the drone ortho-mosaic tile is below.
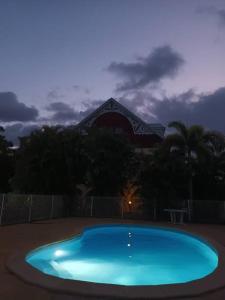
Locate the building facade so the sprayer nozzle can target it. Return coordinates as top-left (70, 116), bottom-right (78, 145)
top-left (76, 98), bottom-right (165, 151)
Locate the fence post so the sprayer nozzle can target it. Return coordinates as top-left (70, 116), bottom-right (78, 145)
top-left (50, 195), bottom-right (54, 219)
top-left (28, 195), bottom-right (33, 223)
top-left (153, 198), bottom-right (157, 221)
top-left (0, 194), bottom-right (5, 225)
top-left (121, 198), bottom-right (124, 219)
top-left (223, 201), bottom-right (225, 223)
top-left (90, 196), bottom-right (94, 217)
top-left (187, 199), bottom-right (192, 222)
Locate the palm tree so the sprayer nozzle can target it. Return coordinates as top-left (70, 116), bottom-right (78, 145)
top-left (76, 183), bottom-right (93, 215)
top-left (164, 121), bottom-right (210, 221)
top-left (204, 131), bottom-right (225, 191)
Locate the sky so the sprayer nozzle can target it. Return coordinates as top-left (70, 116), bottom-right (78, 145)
top-left (0, 0), bottom-right (225, 143)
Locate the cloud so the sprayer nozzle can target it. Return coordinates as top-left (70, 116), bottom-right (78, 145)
top-left (189, 87), bottom-right (225, 131)
top-left (72, 85), bottom-right (80, 90)
top-left (2, 87), bottom-right (225, 144)
top-left (46, 88), bottom-right (66, 101)
top-left (46, 101), bottom-right (101, 123)
top-left (107, 45), bottom-right (184, 91)
top-left (44, 88), bottom-right (225, 134)
top-left (2, 99), bottom-right (102, 144)
top-left (4, 123), bottom-right (39, 145)
top-left (73, 85), bottom-right (91, 94)
top-left (198, 6), bottom-right (225, 26)
top-left (122, 87), bottom-right (225, 133)
top-left (218, 9), bottom-right (225, 25)
top-left (82, 99), bottom-right (103, 109)
top-left (46, 101), bottom-right (79, 122)
top-left (0, 92), bottom-right (38, 122)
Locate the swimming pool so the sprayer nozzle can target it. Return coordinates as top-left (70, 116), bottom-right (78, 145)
top-left (26, 225), bottom-right (218, 286)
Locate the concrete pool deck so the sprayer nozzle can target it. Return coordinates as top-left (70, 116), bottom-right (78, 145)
top-left (2, 217), bottom-right (225, 299)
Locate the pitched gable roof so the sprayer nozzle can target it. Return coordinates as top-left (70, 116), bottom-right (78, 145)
top-left (77, 98), bottom-right (165, 138)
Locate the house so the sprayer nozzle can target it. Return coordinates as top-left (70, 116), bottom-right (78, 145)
top-left (76, 98), bottom-right (165, 152)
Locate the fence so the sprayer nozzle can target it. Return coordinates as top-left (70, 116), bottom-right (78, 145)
top-left (77, 197), bottom-right (225, 224)
top-left (75, 196), bottom-right (146, 219)
top-left (1, 194), bottom-right (225, 225)
top-left (0, 194), bottom-right (67, 225)
top-left (192, 200), bottom-right (225, 223)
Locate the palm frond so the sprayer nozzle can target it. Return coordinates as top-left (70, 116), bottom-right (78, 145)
top-left (188, 125), bottom-right (205, 149)
top-left (168, 121), bottom-right (188, 140)
top-left (205, 131), bottom-right (225, 154)
top-left (163, 133), bottom-right (185, 151)
top-left (189, 125), bottom-right (205, 139)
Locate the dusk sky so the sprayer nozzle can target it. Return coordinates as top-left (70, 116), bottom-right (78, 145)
top-left (1, 0), bottom-right (225, 143)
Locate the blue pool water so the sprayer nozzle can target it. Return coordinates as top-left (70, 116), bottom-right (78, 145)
top-left (26, 225), bottom-right (218, 286)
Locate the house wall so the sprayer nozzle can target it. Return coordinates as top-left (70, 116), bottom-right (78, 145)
top-left (92, 112), bottom-right (162, 148)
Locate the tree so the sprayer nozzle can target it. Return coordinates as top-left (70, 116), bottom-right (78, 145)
top-left (121, 181), bottom-right (141, 214)
top-left (83, 128), bottom-right (136, 196)
top-left (0, 127), bottom-right (14, 192)
top-left (12, 126), bottom-right (68, 193)
top-left (194, 131), bottom-right (225, 200)
top-left (164, 121), bottom-right (211, 220)
top-left (140, 145), bottom-right (187, 219)
top-left (61, 127), bottom-right (89, 194)
top-left (76, 183), bottom-right (93, 215)
top-left (11, 125), bottom-right (137, 198)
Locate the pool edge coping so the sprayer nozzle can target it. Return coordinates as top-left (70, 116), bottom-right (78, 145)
top-left (6, 224), bottom-right (225, 299)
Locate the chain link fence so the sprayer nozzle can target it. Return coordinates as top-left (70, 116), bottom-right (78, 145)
top-left (1, 194), bottom-right (225, 225)
top-left (74, 196), bottom-right (145, 219)
top-left (0, 194), bottom-right (67, 225)
top-left (81, 197), bottom-right (225, 224)
top-left (192, 200), bottom-right (225, 223)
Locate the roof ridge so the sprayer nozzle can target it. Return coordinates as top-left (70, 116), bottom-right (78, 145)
top-left (77, 97), bottom-right (165, 137)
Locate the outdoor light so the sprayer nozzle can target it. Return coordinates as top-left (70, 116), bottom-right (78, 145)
top-left (128, 201), bottom-right (132, 205)
top-left (54, 250), bottom-right (65, 257)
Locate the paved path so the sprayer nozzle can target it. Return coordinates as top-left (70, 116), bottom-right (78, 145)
top-left (1, 217), bottom-right (225, 299)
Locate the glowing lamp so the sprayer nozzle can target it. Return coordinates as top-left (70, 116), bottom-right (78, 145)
top-left (54, 250), bottom-right (65, 257)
